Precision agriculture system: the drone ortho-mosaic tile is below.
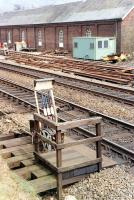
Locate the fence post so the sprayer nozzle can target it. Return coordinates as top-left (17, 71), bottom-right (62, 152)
top-left (34, 120), bottom-right (40, 152)
top-left (56, 129), bottom-right (62, 200)
top-left (96, 123), bottom-right (102, 172)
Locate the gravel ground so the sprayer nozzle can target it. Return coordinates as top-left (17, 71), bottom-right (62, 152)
top-left (0, 69), bottom-right (134, 200)
top-left (42, 166), bottom-right (134, 200)
top-left (0, 113), bottom-right (32, 134)
top-left (55, 85), bottom-right (134, 124)
top-left (0, 99), bottom-right (33, 134)
top-left (0, 98), bottom-right (24, 113)
top-left (0, 69), bottom-right (33, 88)
top-left (116, 58), bottom-right (134, 67)
top-left (63, 166), bottom-right (134, 200)
top-left (0, 115), bottom-right (23, 134)
top-left (0, 69), bottom-right (134, 124)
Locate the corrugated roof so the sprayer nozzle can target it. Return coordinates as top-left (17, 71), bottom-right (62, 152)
top-left (0, 0), bottom-right (133, 26)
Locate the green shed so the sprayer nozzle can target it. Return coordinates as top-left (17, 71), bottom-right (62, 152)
top-left (73, 37), bottom-right (116, 60)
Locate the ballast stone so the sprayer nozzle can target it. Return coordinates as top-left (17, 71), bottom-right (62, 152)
top-left (64, 195), bottom-right (77, 200)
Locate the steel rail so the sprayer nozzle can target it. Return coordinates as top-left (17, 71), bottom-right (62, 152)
top-left (0, 77), bottom-right (133, 162)
top-left (7, 51), bottom-right (134, 84)
top-left (0, 61), bottom-right (134, 106)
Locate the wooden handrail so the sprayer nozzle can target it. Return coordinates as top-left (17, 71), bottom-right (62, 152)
top-left (36, 133), bottom-right (102, 150)
top-left (34, 113), bottom-right (102, 131)
top-left (33, 111), bottom-right (102, 200)
top-left (57, 117), bottom-right (102, 131)
top-left (57, 136), bottom-right (102, 150)
top-left (34, 113), bottom-right (58, 130)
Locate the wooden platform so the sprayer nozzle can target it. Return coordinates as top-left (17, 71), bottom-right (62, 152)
top-left (0, 133), bottom-right (116, 194)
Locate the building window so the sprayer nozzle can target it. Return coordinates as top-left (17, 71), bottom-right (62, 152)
top-left (38, 30), bottom-right (42, 46)
top-left (7, 31), bottom-right (11, 44)
top-left (21, 31), bottom-right (25, 42)
top-left (104, 40), bottom-right (108, 48)
top-left (59, 30), bottom-right (64, 48)
top-left (86, 29), bottom-right (91, 37)
top-left (98, 41), bottom-right (102, 48)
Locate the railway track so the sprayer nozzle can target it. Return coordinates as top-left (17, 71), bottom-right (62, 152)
top-left (0, 77), bottom-right (133, 162)
top-left (0, 61), bottom-right (134, 106)
top-left (6, 51), bottom-right (134, 84)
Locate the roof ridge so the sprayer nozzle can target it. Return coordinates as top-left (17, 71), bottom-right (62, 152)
top-left (0, 0), bottom-right (133, 26)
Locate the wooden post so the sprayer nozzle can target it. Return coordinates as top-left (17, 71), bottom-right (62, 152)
top-left (34, 91), bottom-right (40, 114)
top-left (56, 130), bottom-right (62, 200)
top-left (49, 89), bottom-right (58, 123)
top-left (34, 120), bottom-right (40, 152)
top-left (96, 123), bottom-right (102, 172)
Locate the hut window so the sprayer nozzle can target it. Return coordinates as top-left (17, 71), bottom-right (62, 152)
top-left (104, 40), bottom-right (108, 48)
top-left (98, 41), bottom-right (102, 48)
top-left (90, 43), bottom-right (94, 49)
top-left (86, 29), bottom-right (91, 37)
top-left (74, 42), bottom-right (78, 48)
top-left (21, 31), bottom-right (25, 42)
top-left (38, 30), bottom-right (42, 46)
top-left (59, 30), bottom-right (64, 47)
top-left (8, 31), bottom-right (11, 44)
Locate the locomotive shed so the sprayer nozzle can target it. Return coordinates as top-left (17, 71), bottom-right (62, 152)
top-left (0, 0), bottom-right (134, 53)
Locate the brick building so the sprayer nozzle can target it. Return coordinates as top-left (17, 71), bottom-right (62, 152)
top-left (0, 0), bottom-right (134, 53)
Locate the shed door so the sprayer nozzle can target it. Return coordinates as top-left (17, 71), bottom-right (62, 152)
top-left (109, 39), bottom-right (114, 50)
top-left (89, 42), bottom-right (95, 59)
